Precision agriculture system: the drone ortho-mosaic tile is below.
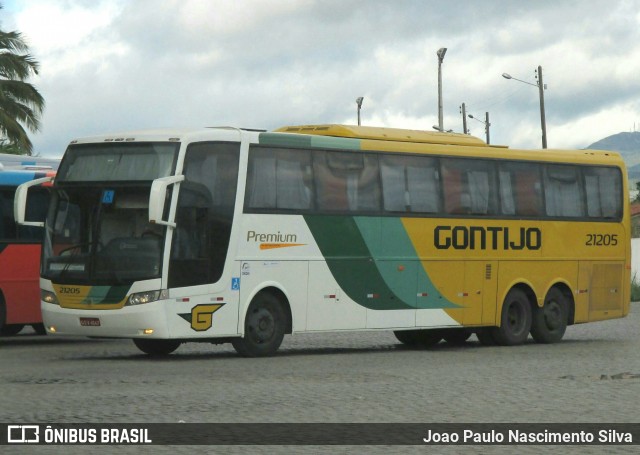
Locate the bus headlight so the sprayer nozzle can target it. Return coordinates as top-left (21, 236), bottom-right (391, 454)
top-left (127, 290), bottom-right (163, 306)
top-left (41, 290), bottom-right (59, 305)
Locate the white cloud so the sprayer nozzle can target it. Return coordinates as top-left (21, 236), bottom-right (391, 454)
top-left (3, 0), bottom-right (640, 155)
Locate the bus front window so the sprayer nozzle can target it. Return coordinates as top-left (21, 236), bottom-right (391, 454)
top-left (43, 187), bottom-right (166, 285)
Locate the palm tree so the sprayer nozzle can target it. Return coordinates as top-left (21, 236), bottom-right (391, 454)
top-left (0, 6), bottom-right (44, 155)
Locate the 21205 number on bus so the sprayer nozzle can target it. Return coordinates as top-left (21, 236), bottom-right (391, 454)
top-left (585, 233), bottom-right (618, 246)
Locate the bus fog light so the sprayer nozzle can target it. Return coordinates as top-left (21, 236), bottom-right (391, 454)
top-left (127, 290), bottom-right (161, 306)
top-left (48, 326), bottom-right (57, 333)
top-left (143, 329), bottom-right (154, 335)
top-left (41, 290), bottom-right (59, 305)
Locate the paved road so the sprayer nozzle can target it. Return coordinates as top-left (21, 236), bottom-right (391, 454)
top-left (1, 305), bottom-right (639, 455)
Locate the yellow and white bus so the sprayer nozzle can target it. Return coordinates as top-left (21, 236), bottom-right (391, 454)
top-left (15, 125), bottom-right (630, 356)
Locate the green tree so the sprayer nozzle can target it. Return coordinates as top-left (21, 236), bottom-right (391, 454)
top-left (0, 5), bottom-right (44, 155)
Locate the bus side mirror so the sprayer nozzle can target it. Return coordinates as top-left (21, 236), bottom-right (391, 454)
top-left (14, 176), bottom-right (55, 227)
top-left (149, 175), bottom-right (184, 228)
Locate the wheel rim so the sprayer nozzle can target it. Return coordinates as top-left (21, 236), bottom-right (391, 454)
top-left (506, 301), bottom-right (526, 334)
top-left (543, 299), bottom-right (562, 331)
top-left (247, 307), bottom-right (275, 344)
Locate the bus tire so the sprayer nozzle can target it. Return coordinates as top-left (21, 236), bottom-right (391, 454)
top-left (133, 338), bottom-right (181, 356)
top-left (394, 330), bottom-right (419, 346)
top-left (232, 293), bottom-right (286, 357)
top-left (530, 287), bottom-right (568, 344)
top-left (0, 294), bottom-right (23, 336)
top-left (491, 288), bottom-right (532, 346)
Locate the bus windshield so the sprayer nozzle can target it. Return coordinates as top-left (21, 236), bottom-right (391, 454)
top-left (42, 142), bottom-right (179, 285)
top-left (43, 185), bottom-right (166, 285)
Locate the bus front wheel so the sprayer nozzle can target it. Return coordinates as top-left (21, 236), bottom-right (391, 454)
top-left (530, 287), bottom-right (568, 344)
top-left (133, 338), bottom-right (181, 356)
top-left (491, 288), bottom-right (532, 346)
top-left (232, 293), bottom-right (286, 357)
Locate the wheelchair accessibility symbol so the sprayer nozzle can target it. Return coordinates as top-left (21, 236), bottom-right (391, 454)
top-left (231, 277), bottom-right (240, 291)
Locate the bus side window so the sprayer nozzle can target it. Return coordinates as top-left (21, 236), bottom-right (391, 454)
top-left (499, 162), bottom-right (543, 217)
top-left (380, 155), bottom-right (440, 213)
top-left (314, 151), bottom-right (381, 213)
top-left (442, 165), bottom-right (466, 214)
top-left (169, 142), bottom-right (240, 288)
top-left (245, 147), bottom-right (313, 211)
top-left (544, 164), bottom-right (585, 217)
top-left (584, 167), bottom-right (621, 219)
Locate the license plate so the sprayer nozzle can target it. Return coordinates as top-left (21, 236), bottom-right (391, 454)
top-left (80, 317), bottom-right (101, 327)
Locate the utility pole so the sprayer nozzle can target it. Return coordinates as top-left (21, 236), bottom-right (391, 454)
top-left (536, 65), bottom-right (547, 149)
top-left (460, 103), bottom-right (468, 134)
top-left (485, 111), bottom-right (490, 144)
top-left (468, 112), bottom-right (490, 144)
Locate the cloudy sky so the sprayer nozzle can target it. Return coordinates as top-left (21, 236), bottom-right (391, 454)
top-left (2, 0), bottom-right (640, 157)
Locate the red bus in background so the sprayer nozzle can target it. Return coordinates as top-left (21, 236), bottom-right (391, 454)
top-left (0, 167), bottom-right (56, 335)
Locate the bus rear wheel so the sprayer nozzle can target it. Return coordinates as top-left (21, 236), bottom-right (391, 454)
top-left (133, 339), bottom-right (181, 356)
top-left (530, 287), bottom-right (568, 344)
top-left (491, 288), bottom-right (532, 346)
top-left (232, 293), bottom-right (285, 357)
top-left (0, 299), bottom-right (24, 336)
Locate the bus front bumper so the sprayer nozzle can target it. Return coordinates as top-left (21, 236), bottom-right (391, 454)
top-left (41, 301), bottom-right (172, 339)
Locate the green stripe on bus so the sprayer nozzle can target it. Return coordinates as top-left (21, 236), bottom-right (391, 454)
top-left (259, 132), bottom-right (362, 151)
top-left (303, 215), bottom-right (457, 310)
top-left (309, 135), bottom-right (361, 150)
top-left (354, 217), bottom-right (458, 309)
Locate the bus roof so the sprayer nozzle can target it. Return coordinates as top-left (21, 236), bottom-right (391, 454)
top-left (275, 124), bottom-right (489, 147)
top-left (0, 168), bottom-right (56, 186)
top-left (63, 124), bottom-right (624, 168)
top-left (272, 124), bottom-right (625, 167)
top-left (0, 153), bottom-right (60, 171)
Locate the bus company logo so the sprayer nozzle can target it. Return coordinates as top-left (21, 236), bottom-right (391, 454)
top-left (246, 230), bottom-right (306, 250)
top-left (7, 425), bottom-right (40, 443)
top-left (434, 226), bottom-right (542, 251)
top-left (178, 304), bottom-right (225, 332)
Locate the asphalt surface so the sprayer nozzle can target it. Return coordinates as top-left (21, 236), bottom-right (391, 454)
top-left (1, 304), bottom-right (639, 455)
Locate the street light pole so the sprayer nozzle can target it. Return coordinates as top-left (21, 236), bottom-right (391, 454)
top-left (356, 97), bottom-right (364, 126)
top-left (437, 47), bottom-right (447, 131)
top-left (502, 66), bottom-right (548, 148)
top-left (468, 112), bottom-right (490, 144)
